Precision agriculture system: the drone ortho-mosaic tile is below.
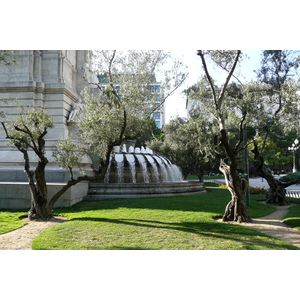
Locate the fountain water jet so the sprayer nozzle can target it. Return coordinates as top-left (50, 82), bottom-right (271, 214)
top-left (85, 143), bottom-right (205, 200)
top-left (104, 149), bottom-right (183, 184)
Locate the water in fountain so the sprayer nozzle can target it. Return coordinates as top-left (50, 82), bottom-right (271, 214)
top-left (104, 157), bottom-right (112, 183)
top-left (136, 154), bottom-right (150, 183)
top-left (103, 145), bottom-right (184, 183)
top-left (170, 164), bottom-right (184, 181)
top-left (125, 154), bottom-right (136, 183)
top-left (159, 156), bottom-right (183, 182)
top-left (152, 155), bottom-right (169, 182)
top-left (115, 154), bottom-right (124, 183)
top-left (144, 155), bottom-right (160, 182)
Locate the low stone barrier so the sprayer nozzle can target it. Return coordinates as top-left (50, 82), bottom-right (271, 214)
top-left (0, 182), bottom-right (89, 209)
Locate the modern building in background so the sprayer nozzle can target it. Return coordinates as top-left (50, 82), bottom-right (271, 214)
top-left (149, 83), bottom-right (165, 128)
top-left (97, 75), bottom-right (165, 128)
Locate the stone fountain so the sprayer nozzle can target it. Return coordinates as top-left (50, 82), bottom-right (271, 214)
top-left (84, 141), bottom-right (206, 200)
top-left (104, 144), bottom-right (183, 184)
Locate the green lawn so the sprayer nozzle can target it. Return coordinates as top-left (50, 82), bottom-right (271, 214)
top-left (0, 211), bottom-right (27, 235)
top-left (188, 174), bottom-right (224, 180)
top-left (30, 188), bottom-right (297, 250)
top-left (283, 197), bottom-right (300, 229)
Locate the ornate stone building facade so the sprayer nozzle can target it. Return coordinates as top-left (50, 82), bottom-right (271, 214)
top-left (0, 50), bottom-right (92, 182)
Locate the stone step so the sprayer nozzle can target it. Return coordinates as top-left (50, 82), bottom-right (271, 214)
top-left (84, 181), bottom-right (206, 200)
top-left (87, 186), bottom-right (203, 195)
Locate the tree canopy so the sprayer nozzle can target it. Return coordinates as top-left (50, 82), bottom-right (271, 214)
top-left (79, 50), bottom-right (188, 173)
top-left (186, 50), bottom-right (300, 210)
top-left (149, 114), bottom-right (217, 181)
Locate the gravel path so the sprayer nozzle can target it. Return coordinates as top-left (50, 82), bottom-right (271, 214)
top-left (1, 204), bottom-right (300, 249)
top-left (218, 203), bottom-right (300, 248)
top-left (0, 216), bottom-right (69, 250)
top-left (238, 204), bottom-right (300, 248)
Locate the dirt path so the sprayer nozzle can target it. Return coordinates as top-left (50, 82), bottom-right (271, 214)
top-left (238, 204), bottom-right (300, 248)
top-left (0, 216), bottom-right (69, 250)
top-left (1, 204), bottom-right (300, 249)
top-left (219, 203), bottom-right (300, 248)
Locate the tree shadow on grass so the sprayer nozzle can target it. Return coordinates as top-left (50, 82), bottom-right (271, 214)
top-left (68, 217), bottom-right (298, 250)
top-left (54, 189), bottom-right (232, 216)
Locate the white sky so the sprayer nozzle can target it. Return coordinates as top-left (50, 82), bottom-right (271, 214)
top-left (164, 50), bottom-right (263, 123)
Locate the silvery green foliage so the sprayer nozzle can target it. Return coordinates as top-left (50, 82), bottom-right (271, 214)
top-left (52, 137), bottom-right (86, 179)
top-left (78, 88), bottom-right (125, 158)
top-left (92, 50), bottom-right (187, 112)
top-left (191, 50), bottom-right (300, 160)
top-left (3, 105), bottom-right (53, 151)
top-left (80, 50), bottom-right (187, 160)
top-left (255, 50), bottom-right (300, 134)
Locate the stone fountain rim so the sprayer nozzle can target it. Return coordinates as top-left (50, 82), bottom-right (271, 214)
top-left (90, 180), bottom-right (203, 187)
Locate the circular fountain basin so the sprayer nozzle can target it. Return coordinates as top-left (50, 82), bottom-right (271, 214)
top-left (86, 144), bottom-right (205, 200)
top-left (84, 181), bottom-right (206, 200)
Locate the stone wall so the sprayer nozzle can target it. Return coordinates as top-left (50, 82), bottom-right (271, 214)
top-left (0, 182), bottom-right (89, 209)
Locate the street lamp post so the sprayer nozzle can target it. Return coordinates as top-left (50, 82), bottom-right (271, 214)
top-left (288, 138), bottom-right (299, 173)
top-left (243, 126), bottom-right (250, 206)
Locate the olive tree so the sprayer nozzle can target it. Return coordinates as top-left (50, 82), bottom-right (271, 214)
top-left (1, 106), bottom-right (92, 219)
top-left (1, 106), bottom-right (54, 219)
top-left (193, 50), bottom-right (260, 223)
top-left (251, 50), bottom-right (300, 205)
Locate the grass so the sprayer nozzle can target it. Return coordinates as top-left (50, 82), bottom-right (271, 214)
top-left (283, 197), bottom-right (300, 229)
top-left (0, 211), bottom-right (27, 235)
top-left (29, 188), bottom-right (298, 250)
top-left (188, 174), bottom-right (224, 180)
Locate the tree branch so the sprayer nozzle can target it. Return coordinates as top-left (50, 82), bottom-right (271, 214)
top-left (218, 50), bottom-right (241, 109)
top-left (107, 50), bottom-right (122, 104)
top-left (14, 124), bottom-right (39, 152)
top-left (210, 51), bottom-right (244, 86)
top-left (150, 72), bottom-right (189, 115)
top-left (1, 121), bottom-right (9, 138)
top-left (234, 111), bottom-right (247, 153)
top-left (118, 109), bottom-right (127, 145)
top-left (197, 50), bottom-right (218, 109)
top-left (46, 173), bottom-right (106, 218)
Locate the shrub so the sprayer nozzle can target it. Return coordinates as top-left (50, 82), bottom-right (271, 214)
top-left (279, 172), bottom-right (300, 183)
top-left (219, 184), bottom-right (228, 189)
top-left (249, 186), bottom-right (267, 195)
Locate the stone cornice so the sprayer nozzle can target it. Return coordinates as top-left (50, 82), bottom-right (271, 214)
top-left (44, 83), bottom-right (80, 102)
top-left (0, 81), bottom-right (80, 102)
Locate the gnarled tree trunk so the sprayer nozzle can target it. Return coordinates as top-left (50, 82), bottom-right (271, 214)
top-left (220, 159), bottom-right (252, 223)
top-left (28, 156), bottom-right (49, 219)
top-left (21, 149), bottom-right (45, 219)
top-left (21, 152), bottom-right (49, 220)
top-left (251, 144), bottom-right (295, 206)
